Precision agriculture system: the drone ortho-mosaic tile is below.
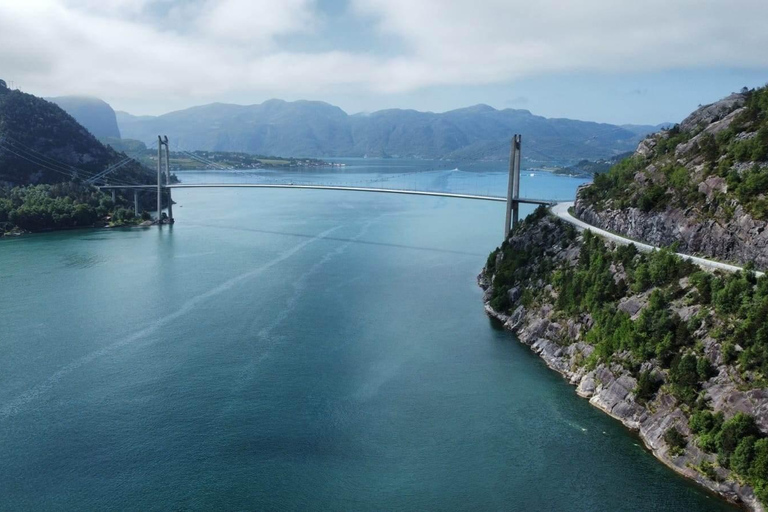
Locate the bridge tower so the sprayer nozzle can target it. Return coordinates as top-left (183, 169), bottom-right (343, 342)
top-left (504, 134), bottom-right (522, 237)
top-left (156, 136), bottom-right (174, 224)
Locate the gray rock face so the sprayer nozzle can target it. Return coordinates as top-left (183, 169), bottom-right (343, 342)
top-left (575, 200), bottom-right (768, 271)
top-left (507, 286), bottom-right (521, 305)
top-left (698, 175), bottom-right (728, 200)
top-left (482, 290), bottom-right (765, 511)
top-left (618, 296), bottom-right (646, 317)
top-left (680, 93), bottom-right (746, 133)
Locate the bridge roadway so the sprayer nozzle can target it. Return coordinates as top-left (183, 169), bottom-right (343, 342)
top-left (98, 183), bottom-right (557, 205)
top-left (102, 183), bottom-right (763, 276)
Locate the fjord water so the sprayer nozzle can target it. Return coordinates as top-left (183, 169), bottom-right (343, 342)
top-left (0, 162), bottom-right (734, 511)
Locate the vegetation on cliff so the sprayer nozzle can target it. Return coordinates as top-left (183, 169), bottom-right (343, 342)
top-left (573, 87), bottom-right (768, 272)
top-left (484, 209), bottom-right (768, 505)
top-left (581, 86), bottom-right (768, 219)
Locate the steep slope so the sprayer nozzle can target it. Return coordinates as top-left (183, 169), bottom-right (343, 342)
top-left (117, 99), bottom-right (648, 164)
top-left (0, 86), bottom-right (150, 187)
top-left (479, 209), bottom-right (768, 510)
top-left (575, 87), bottom-right (768, 270)
top-left (481, 210), bottom-right (768, 511)
top-left (0, 83), bottom-right (159, 234)
top-left (481, 87), bottom-right (768, 511)
top-left (48, 96), bottom-right (121, 139)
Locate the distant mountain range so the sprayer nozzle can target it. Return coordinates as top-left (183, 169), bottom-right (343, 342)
top-left (108, 99), bottom-right (662, 165)
top-left (620, 123), bottom-right (673, 137)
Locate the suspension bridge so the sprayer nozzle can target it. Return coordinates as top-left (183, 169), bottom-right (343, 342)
top-left (96, 134), bottom-right (557, 236)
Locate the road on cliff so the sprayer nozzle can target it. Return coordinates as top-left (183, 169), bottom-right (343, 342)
top-left (551, 202), bottom-right (764, 277)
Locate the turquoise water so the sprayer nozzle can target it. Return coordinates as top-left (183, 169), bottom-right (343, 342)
top-left (173, 158), bottom-right (580, 202)
top-left (0, 162), bottom-right (735, 510)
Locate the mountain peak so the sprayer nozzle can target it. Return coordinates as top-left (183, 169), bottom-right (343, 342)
top-left (449, 104), bottom-right (497, 114)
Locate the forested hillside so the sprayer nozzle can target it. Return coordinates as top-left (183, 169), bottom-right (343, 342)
top-left (0, 83), bottom-right (156, 234)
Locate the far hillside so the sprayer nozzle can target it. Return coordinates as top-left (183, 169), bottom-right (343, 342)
top-left (117, 99), bottom-right (658, 165)
top-left (48, 96), bottom-right (122, 140)
top-left (554, 152), bottom-right (634, 177)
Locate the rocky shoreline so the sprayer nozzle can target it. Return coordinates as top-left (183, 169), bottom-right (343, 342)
top-left (478, 267), bottom-right (764, 511)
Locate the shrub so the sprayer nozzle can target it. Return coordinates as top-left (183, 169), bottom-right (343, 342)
top-left (635, 370), bottom-right (661, 403)
top-left (665, 427), bottom-right (688, 455)
top-left (638, 185), bottom-right (667, 212)
top-left (716, 413), bottom-right (760, 467)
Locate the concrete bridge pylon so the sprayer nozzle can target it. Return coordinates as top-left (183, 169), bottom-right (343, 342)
top-left (157, 135), bottom-right (174, 224)
top-left (504, 134), bottom-right (522, 238)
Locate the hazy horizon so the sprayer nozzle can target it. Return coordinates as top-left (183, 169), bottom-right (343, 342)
top-left (50, 73), bottom-right (766, 128)
top-left (108, 96), bottom-right (674, 126)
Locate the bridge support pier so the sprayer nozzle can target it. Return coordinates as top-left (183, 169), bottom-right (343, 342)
top-left (111, 189), bottom-right (116, 203)
top-left (134, 190), bottom-right (139, 217)
top-left (504, 134), bottom-right (522, 238)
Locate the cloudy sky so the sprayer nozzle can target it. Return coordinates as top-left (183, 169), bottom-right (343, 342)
top-left (1, 0), bottom-right (767, 124)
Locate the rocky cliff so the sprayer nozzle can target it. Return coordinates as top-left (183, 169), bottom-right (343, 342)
top-left (48, 96), bottom-right (122, 140)
top-left (575, 87), bottom-right (768, 270)
top-left (481, 211), bottom-right (768, 510)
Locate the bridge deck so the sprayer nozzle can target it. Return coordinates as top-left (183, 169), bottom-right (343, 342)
top-left (98, 183), bottom-right (557, 205)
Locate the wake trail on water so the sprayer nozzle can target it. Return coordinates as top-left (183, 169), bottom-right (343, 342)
top-left (218, 215), bottom-right (386, 412)
top-left (257, 216), bottom-right (382, 342)
top-left (0, 225), bottom-right (342, 420)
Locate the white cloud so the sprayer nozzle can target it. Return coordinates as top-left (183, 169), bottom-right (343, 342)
top-left (62, 0), bottom-right (159, 16)
top-left (0, 0), bottom-right (766, 114)
top-left (352, 0), bottom-right (768, 90)
top-left (200, 0), bottom-right (316, 45)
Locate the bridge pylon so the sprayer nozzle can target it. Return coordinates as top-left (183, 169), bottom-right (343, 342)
top-left (504, 134), bottom-right (522, 237)
top-left (156, 135), bottom-right (174, 224)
